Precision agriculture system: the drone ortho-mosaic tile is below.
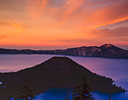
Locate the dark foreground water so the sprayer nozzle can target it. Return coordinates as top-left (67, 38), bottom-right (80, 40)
top-left (0, 54), bottom-right (128, 100)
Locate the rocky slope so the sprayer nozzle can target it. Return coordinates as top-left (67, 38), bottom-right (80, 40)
top-left (0, 44), bottom-right (128, 58)
top-left (0, 57), bottom-right (125, 99)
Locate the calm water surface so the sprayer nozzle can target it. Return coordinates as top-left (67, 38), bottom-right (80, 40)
top-left (0, 54), bottom-right (128, 100)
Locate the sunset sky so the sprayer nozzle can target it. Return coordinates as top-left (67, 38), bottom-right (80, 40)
top-left (0, 0), bottom-right (128, 50)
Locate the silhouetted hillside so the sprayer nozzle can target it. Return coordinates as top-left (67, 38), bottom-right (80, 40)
top-left (0, 44), bottom-right (128, 58)
top-left (0, 57), bottom-right (125, 99)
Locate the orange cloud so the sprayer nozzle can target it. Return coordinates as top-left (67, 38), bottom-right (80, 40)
top-left (0, 0), bottom-right (128, 49)
top-left (0, 35), bottom-right (6, 40)
top-left (88, 16), bottom-right (128, 31)
top-left (36, 0), bottom-right (41, 5)
top-left (9, 22), bottom-right (24, 33)
top-left (35, 0), bottom-right (50, 7)
top-left (63, 0), bottom-right (84, 16)
top-left (80, 1), bottom-right (128, 30)
top-left (26, 0), bottom-right (51, 20)
top-left (92, 27), bottom-right (128, 37)
top-left (57, 0), bottom-right (84, 26)
top-left (0, 20), bottom-right (24, 38)
top-left (42, 0), bottom-right (49, 7)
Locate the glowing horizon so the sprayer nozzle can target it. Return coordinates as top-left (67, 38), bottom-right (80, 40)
top-left (0, 0), bottom-right (128, 50)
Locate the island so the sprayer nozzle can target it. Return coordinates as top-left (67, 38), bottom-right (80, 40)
top-left (0, 57), bottom-right (126, 99)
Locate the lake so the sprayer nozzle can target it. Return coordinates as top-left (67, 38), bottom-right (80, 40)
top-left (0, 54), bottom-right (128, 100)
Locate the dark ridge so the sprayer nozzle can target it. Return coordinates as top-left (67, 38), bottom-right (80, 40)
top-left (0, 57), bottom-right (126, 99)
top-left (0, 44), bottom-right (128, 59)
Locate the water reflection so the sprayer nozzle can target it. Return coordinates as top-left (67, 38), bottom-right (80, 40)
top-left (34, 88), bottom-right (127, 100)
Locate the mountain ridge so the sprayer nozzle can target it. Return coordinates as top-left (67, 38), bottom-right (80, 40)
top-left (0, 44), bottom-right (128, 59)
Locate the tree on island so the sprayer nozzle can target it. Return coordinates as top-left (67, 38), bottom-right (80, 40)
top-left (72, 76), bottom-right (94, 100)
top-left (18, 80), bottom-right (35, 100)
top-left (109, 93), bottom-right (112, 100)
top-left (64, 93), bottom-right (70, 100)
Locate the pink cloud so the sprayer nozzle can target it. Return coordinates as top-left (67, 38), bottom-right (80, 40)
top-left (93, 27), bottom-right (128, 37)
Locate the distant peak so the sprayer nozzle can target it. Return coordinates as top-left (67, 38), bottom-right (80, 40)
top-left (101, 44), bottom-right (114, 48)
